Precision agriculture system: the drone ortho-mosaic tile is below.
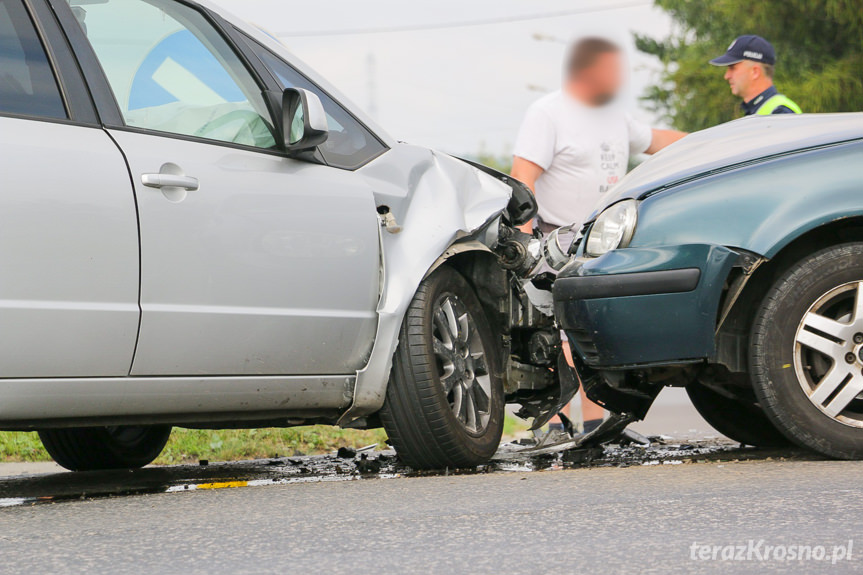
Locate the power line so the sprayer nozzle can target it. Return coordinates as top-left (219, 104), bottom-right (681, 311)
top-left (275, 1), bottom-right (651, 37)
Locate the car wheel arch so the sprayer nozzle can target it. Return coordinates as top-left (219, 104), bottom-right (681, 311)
top-left (337, 242), bottom-right (509, 427)
top-left (757, 212), bottom-right (863, 261)
top-left (716, 216), bottom-right (863, 374)
top-left (429, 249), bottom-right (509, 329)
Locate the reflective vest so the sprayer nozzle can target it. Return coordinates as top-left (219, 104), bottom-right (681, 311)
top-left (756, 94), bottom-right (802, 115)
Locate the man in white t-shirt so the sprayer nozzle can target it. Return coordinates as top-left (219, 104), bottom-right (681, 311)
top-left (512, 37), bottom-right (686, 433)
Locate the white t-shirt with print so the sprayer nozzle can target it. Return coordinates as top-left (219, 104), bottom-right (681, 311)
top-left (513, 90), bottom-right (653, 228)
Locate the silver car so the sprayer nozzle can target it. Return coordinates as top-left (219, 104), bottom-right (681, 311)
top-left (0, 0), bottom-right (574, 470)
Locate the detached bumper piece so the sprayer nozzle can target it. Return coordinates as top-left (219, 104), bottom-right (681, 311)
top-left (493, 412), bottom-right (637, 461)
top-left (553, 244), bottom-right (738, 369)
top-left (512, 353), bottom-right (580, 431)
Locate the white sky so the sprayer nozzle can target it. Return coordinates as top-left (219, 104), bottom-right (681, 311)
top-left (211, 0), bottom-right (674, 157)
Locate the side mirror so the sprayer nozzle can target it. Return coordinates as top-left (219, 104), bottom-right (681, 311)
top-left (281, 88), bottom-right (328, 152)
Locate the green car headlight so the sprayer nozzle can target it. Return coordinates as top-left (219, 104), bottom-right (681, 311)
top-left (585, 200), bottom-right (638, 257)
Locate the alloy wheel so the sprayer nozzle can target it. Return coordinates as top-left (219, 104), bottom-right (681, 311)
top-left (794, 281), bottom-right (863, 427)
top-left (431, 294), bottom-right (492, 434)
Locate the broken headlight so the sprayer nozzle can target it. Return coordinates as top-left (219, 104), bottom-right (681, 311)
top-left (543, 226), bottom-right (575, 271)
top-left (584, 200), bottom-right (638, 257)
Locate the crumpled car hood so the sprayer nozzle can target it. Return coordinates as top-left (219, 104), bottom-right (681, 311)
top-left (360, 143), bottom-right (515, 243)
top-left (592, 113), bottom-right (863, 221)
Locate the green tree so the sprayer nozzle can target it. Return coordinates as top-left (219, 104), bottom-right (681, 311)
top-left (469, 141), bottom-right (513, 174)
top-left (637, 0), bottom-right (863, 132)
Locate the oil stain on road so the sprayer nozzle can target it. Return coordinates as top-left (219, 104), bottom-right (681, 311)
top-left (0, 438), bottom-right (820, 509)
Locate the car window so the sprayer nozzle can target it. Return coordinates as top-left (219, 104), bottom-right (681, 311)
top-left (67, 0), bottom-right (275, 149)
top-left (0, 0), bottom-right (66, 120)
top-left (248, 39), bottom-right (387, 170)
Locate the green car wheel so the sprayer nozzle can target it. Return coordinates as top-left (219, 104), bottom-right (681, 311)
top-left (751, 243), bottom-right (863, 459)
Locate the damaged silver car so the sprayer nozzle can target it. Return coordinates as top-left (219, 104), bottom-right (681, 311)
top-left (0, 0), bottom-right (575, 470)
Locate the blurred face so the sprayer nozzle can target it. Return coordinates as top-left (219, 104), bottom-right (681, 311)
top-left (571, 51), bottom-right (624, 106)
top-left (724, 61), bottom-right (755, 98)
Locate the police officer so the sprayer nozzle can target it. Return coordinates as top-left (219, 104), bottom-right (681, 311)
top-left (710, 35), bottom-right (801, 116)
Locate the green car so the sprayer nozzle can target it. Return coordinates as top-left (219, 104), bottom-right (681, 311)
top-left (553, 113), bottom-right (863, 459)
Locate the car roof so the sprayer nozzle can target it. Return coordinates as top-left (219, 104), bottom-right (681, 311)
top-left (619, 113), bottom-right (863, 201)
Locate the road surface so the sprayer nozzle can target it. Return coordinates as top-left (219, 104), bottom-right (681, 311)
top-left (2, 389), bottom-right (858, 574)
top-left (1, 455), bottom-right (860, 574)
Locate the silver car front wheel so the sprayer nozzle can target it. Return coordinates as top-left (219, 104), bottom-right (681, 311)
top-left (431, 293), bottom-right (493, 435)
top-left (380, 265), bottom-right (504, 469)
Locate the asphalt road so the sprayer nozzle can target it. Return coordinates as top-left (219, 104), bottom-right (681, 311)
top-left (1, 391), bottom-right (859, 574)
top-left (1, 452), bottom-right (860, 574)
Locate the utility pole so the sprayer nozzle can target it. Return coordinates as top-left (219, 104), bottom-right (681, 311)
top-left (366, 52), bottom-right (378, 119)
top-left (532, 32), bottom-right (566, 45)
top-left (527, 33), bottom-right (565, 93)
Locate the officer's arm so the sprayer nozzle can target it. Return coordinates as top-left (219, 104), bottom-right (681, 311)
top-left (511, 156), bottom-right (545, 233)
top-left (646, 129), bottom-right (688, 154)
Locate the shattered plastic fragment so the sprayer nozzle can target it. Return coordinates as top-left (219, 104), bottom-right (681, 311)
top-left (336, 447), bottom-right (357, 459)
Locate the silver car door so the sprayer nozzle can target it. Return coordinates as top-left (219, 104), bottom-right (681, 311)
top-left (0, 0), bottom-right (139, 377)
top-left (72, 0), bottom-right (380, 376)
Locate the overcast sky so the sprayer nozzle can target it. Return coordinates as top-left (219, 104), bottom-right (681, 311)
top-left (212, 0), bottom-right (674, 158)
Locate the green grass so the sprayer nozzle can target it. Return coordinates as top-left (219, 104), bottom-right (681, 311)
top-left (0, 426), bottom-right (389, 465)
top-left (0, 431), bottom-right (46, 462)
top-left (503, 412), bottom-right (531, 439)
top-left (156, 427), bottom-right (390, 465)
top-left (0, 414), bottom-right (531, 465)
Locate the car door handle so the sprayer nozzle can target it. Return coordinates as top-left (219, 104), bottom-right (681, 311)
top-left (141, 174), bottom-right (199, 191)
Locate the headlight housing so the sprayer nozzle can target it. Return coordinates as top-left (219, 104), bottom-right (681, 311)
top-left (584, 200), bottom-right (638, 257)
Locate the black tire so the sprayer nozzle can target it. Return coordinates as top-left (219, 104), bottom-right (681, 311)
top-left (39, 425), bottom-right (172, 471)
top-left (751, 243), bottom-right (863, 459)
top-left (686, 381), bottom-right (790, 447)
top-left (380, 266), bottom-right (504, 469)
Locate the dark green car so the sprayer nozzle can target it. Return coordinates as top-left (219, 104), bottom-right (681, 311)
top-left (553, 113), bottom-right (863, 459)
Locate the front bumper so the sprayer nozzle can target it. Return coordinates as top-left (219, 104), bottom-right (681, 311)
top-left (553, 244), bottom-right (739, 368)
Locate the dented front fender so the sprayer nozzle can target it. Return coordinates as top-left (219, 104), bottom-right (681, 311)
top-left (338, 144), bottom-right (520, 423)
